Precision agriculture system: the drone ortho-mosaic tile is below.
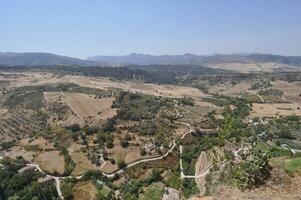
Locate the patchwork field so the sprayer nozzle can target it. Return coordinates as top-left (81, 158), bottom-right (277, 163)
top-left (250, 103), bottom-right (301, 117)
top-left (208, 82), bottom-right (255, 97)
top-left (272, 81), bottom-right (301, 105)
top-left (9, 72), bottom-right (207, 100)
top-left (44, 92), bottom-right (116, 119)
top-left (206, 62), bottom-right (301, 73)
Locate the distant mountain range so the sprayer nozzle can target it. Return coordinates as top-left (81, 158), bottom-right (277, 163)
top-left (0, 52), bottom-right (99, 66)
top-left (88, 53), bottom-right (301, 66)
top-left (0, 52), bottom-right (300, 72)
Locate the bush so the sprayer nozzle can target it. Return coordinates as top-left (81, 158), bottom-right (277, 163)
top-left (117, 159), bottom-right (126, 169)
top-left (106, 140), bottom-right (114, 149)
top-left (120, 138), bottom-right (129, 148)
top-left (233, 150), bottom-right (271, 190)
top-left (140, 148), bottom-right (146, 156)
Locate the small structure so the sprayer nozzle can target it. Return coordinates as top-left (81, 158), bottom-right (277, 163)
top-left (17, 165), bottom-right (36, 176)
top-left (38, 176), bottom-right (54, 185)
top-left (144, 143), bottom-right (155, 153)
top-left (193, 129), bottom-right (217, 137)
top-left (162, 187), bottom-right (180, 200)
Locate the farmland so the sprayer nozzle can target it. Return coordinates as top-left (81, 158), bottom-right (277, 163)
top-left (1, 68), bottom-right (301, 200)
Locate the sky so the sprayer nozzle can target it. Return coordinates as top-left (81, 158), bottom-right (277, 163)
top-left (0, 0), bottom-right (300, 58)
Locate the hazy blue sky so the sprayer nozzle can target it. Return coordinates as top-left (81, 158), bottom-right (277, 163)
top-left (0, 0), bottom-right (300, 58)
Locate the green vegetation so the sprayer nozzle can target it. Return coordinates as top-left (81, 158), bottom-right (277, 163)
top-left (242, 94), bottom-right (262, 103)
top-left (165, 171), bottom-right (181, 189)
top-left (112, 91), bottom-right (172, 121)
top-left (130, 119), bottom-right (173, 147)
top-left (258, 88), bottom-right (283, 97)
top-left (97, 186), bottom-right (115, 200)
top-left (141, 184), bottom-right (163, 200)
top-left (117, 159), bottom-right (127, 169)
top-left (285, 157), bottom-right (301, 175)
top-left (0, 157), bottom-right (58, 200)
top-left (251, 79), bottom-right (271, 90)
top-left (0, 140), bottom-right (17, 150)
top-left (182, 178), bottom-right (199, 198)
top-left (2, 83), bottom-right (111, 110)
top-left (176, 97), bottom-right (195, 106)
top-left (60, 148), bottom-right (76, 176)
top-left (233, 150), bottom-right (271, 190)
top-left (61, 181), bottom-right (74, 200)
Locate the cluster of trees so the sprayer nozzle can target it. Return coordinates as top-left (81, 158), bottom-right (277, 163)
top-left (112, 91), bottom-right (170, 121)
top-left (258, 88), bottom-right (284, 97)
top-left (176, 97), bottom-right (195, 106)
top-left (0, 157), bottom-right (58, 200)
top-left (59, 148), bottom-right (76, 176)
top-left (120, 168), bottom-right (163, 199)
top-left (182, 178), bottom-right (199, 198)
top-left (97, 130), bottom-right (114, 149)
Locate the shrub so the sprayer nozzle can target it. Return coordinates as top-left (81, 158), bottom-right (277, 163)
top-left (117, 159), bottom-right (126, 169)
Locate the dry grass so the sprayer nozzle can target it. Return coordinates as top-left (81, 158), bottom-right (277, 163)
top-left (208, 82), bottom-right (255, 97)
top-left (12, 72), bottom-right (206, 100)
top-left (272, 81), bottom-right (301, 105)
top-left (250, 103), bottom-right (301, 117)
top-left (101, 161), bottom-right (119, 174)
top-left (4, 146), bottom-right (35, 162)
top-left (44, 92), bottom-right (116, 119)
top-left (206, 62), bottom-right (300, 73)
top-left (73, 181), bottom-right (97, 200)
top-left (20, 137), bottom-right (54, 151)
top-left (175, 125), bottom-right (189, 137)
top-left (71, 152), bottom-right (98, 176)
top-left (35, 150), bottom-right (65, 174)
top-left (63, 93), bottom-right (116, 118)
top-left (195, 152), bottom-right (211, 194)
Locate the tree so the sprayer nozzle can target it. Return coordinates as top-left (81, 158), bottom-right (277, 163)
top-left (150, 168), bottom-right (162, 182)
top-left (140, 148), bottom-right (146, 156)
top-left (120, 138), bottom-right (129, 148)
top-left (61, 182), bottom-right (73, 200)
top-left (67, 124), bottom-right (81, 132)
top-left (117, 159), bottom-right (126, 169)
top-left (106, 139), bottom-right (114, 149)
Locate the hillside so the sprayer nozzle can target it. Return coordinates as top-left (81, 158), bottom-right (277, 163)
top-left (88, 53), bottom-right (301, 66)
top-left (88, 53), bottom-right (301, 72)
top-left (0, 52), bottom-right (100, 66)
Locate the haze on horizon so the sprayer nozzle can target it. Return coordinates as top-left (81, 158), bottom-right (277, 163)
top-left (0, 0), bottom-right (300, 58)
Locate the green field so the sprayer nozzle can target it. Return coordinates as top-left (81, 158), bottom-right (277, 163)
top-left (141, 184), bottom-right (163, 200)
top-left (285, 157), bottom-right (301, 174)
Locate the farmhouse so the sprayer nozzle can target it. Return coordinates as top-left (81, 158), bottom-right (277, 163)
top-left (38, 176), bottom-right (55, 185)
top-left (17, 165), bottom-right (36, 175)
top-left (162, 187), bottom-right (180, 200)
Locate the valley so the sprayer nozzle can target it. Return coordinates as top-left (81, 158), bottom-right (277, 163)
top-left (0, 67), bottom-right (301, 200)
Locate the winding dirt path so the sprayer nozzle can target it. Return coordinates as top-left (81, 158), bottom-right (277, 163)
top-left (26, 120), bottom-right (212, 199)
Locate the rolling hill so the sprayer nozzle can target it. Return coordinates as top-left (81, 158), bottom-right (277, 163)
top-left (0, 52), bottom-right (100, 66)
